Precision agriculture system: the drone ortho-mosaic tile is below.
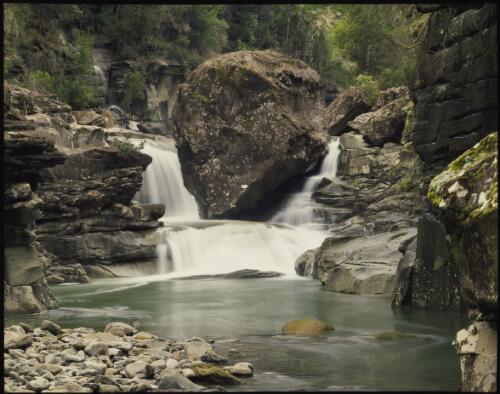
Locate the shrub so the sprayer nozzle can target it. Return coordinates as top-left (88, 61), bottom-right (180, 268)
top-left (353, 74), bottom-right (380, 106)
top-left (123, 71), bottom-right (146, 111)
top-left (24, 70), bottom-right (54, 93)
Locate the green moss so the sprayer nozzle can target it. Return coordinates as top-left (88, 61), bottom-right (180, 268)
top-left (427, 187), bottom-right (443, 207)
top-left (449, 132), bottom-right (497, 172)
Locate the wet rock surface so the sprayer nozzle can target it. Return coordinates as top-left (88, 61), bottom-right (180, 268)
top-left (3, 322), bottom-right (254, 392)
top-left (174, 50), bottom-right (328, 218)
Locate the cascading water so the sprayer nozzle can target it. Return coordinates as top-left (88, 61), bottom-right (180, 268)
top-left (135, 137), bottom-right (333, 277)
top-left (271, 138), bottom-right (340, 227)
top-left (135, 140), bottom-right (199, 221)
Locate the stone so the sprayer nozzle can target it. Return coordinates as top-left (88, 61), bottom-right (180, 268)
top-left (184, 341), bottom-right (227, 364)
top-left (158, 369), bottom-right (204, 391)
top-left (174, 50), bottom-right (328, 218)
top-left (453, 322), bottom-right (497, 392)
top-left (104, 322), bottom-right (138, 337)
top-left (27, 377), bottom-right (50, 391)
top-left (294, 249), bottom-right (317, 276)
top-left (41, 320), bottom-right (62, 335)
top-left (281, 319), bottom-right (335, 336)
top-left (124, 360), bottom-right (154, 379)
top-left (166, 358), bottom-right (179, 369)
top-left (151, 359), bottom-right (166, 369)
top-left (324, 86), bottom-right (371, 136)
top-left (191, 364), bottom-right (241, 385)
top-left (72, 110), bottom-right (107, 127)
top-left (223, 362), bottom-right (253, 377)
top-left (84, 341), bottom-right (109, 357)
top-left (83, 361), bottom-right (107, 374)
top-left (4, 330), bottom-right (33, 350)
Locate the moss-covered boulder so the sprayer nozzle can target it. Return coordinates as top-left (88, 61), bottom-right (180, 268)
top-left (427, 132), bottom-right (498, 312)
top-left (281, 319), bottom-right (335, 336)
top-left (191, 364), bottom-right (241, 385)
top-left (174, 50), bottom-right (328, 218)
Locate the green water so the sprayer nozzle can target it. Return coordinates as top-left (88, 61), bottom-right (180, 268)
top-left (5, 277), bottom-right (466, 391)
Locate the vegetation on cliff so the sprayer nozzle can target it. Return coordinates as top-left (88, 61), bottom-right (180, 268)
top-left (4, 4), bottom-right (421, 109)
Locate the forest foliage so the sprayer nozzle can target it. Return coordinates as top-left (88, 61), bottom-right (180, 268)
top-left (4, 3), bottom-right (424, 109)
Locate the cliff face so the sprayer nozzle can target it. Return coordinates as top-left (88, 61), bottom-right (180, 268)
top-left (4, 121), bottom-right (66, 313)
top-left (4, 83), bottom-right (165, 309)
top-left (411, 4), bottom-right (497, 169)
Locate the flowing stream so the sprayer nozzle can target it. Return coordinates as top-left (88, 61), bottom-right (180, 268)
top-left (134, 138), bottom-right (338, 277)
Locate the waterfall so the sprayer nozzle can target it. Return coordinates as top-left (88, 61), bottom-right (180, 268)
top-left (155, 221), bottom-right (325, 277)
top-left (271, 138), bottom-right (340, 227)
top-left (134, 137), bottom-right (330, 277)
top-left (135, 139), bottom-right (199, 220)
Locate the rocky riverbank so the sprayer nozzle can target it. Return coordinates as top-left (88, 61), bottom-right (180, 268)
top-left (4, 321), bottom-right (254, 393)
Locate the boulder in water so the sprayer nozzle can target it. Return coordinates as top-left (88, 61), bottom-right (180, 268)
top-left (174, 50), bottom-right (328, 218)
top-left (281, 319), bottom-right (335, 336)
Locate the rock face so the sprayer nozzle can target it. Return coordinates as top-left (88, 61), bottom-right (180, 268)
top-left (174, 50), bottom-right (328, 218)
top-left (36, 146), bottom-right (164, 282)
top-left (324, 87), bottom-right (370, 136)
top-left (4, 83), bottom-right (165, 289)
top-left (296, 127), bottom-right (426, 295)
top-left (427, 132), bottom-right (497, 312)
top-left (426, 132), bottom-right (498, 391)
top-left (391, 215), bottom-right (462, 310)
top-left (412, 4), bottom-right (498, 167)
top-left (4, 130), bottom-right (65, 314)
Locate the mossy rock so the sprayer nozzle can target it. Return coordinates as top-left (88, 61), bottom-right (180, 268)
top-left (373, 331), bottom-right (416, 341)
top-left (281, 319), bottom-right (335, 336)
top-left (427, 132), bottom-right (498, 223)
top-left (191, 365), bottom-right (241, 385)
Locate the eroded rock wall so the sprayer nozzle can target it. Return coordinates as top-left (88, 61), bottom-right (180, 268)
top-left (412, 4), bottom-right (497, 168)
top-left (4, 113), bottom-right (66, 313)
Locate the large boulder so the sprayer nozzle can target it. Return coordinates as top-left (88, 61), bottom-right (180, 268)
top-left (347, 97), bottom-right (410, 147)
top-left (174, 50), bottom-right (328, 218)
top-left (324, 87), bottom-right (370, 136)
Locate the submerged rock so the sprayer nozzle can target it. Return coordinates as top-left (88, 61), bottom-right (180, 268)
top-left (281, 319), bottom-right (335, 336)
top-left (179, 269), bottom-right (283, 280)
top-left (174, 50), bottom-right (328, 218)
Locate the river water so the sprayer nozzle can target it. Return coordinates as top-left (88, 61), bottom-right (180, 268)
top-left (4, 137), bottom-right (466, 391)
top-left (5, 278), bottom-right (465, 391)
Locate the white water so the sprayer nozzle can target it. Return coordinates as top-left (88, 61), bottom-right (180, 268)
top-left (135, 138), bottom-right (334, 277)
top-left (271, 138), bottom-right (340, 227)
top-left (135, 140), bottom-right (199, 221)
